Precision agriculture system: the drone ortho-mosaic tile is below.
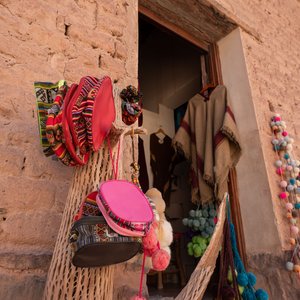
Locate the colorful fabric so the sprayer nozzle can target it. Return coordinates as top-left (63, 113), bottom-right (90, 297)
top-left (173, 85), bottom-right (242, 204)
top-left (34, 80), bottom-right (65, 154)
top-left (45, 84), bottom-right (78, 166)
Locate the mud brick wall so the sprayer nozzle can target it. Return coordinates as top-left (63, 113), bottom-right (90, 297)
top-left (0, 0), bottom-right (137, 299)
top-left (1, 0), bottom-right (300, 299)
top-left (213, 0), bottom-right (300, 248)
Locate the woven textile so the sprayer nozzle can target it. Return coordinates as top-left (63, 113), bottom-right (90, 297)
top-left (173, 85), bottom-right (242, 204)
top-left (34, 80), bottom-right (65, 152)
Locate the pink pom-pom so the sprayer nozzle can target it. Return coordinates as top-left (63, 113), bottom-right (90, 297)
top-left (287, 165), bottom-right (293, 171)
top-left (131, 296), bottom-right (146, 300)
top-left (279, 192), bottom-right (287, 199)
top-left (142, 226), bottom-right (158, 251)
top-left (291, 225), bottom-right (299, 235)
top-left (276, 168), bottom-right (283, 175)
top-left (152, 248), bottom-right (170, 271)
top-left (280, 180), bottom-right (288, 188)
top-left (274, 116), bottom-right (281, 121)
top-left (282, 131), bottom-right (288, 137)
top-left (286, 203), bottom-right (293, 211)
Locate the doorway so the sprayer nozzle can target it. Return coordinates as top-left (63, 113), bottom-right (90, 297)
top-left (138, 13), bottom-right (212, 299)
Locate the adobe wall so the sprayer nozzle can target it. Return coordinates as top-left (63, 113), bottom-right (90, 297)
top-left (0, 0), bottom-right (138, 299)
top-left (212, 0), bottom-right (300, 250)
top-left (0, 0), bottom-right (299, 299)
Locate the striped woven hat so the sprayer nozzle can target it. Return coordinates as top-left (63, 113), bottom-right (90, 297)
top-left (66, 76), bottom-right (115, 154)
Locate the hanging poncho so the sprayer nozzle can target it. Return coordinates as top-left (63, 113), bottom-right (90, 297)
top-left (173, 85), bottom-right (242, 204)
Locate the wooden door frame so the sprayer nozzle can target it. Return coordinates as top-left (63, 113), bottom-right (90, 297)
top-left (138, 4), bottom-right (247, 267)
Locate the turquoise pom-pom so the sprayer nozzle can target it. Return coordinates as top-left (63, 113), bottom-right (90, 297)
top-left (242, 288), bottom-right (256, 300)
top-left (284, 153), bottom-right (290, 160)
top-left (294, 203), bottom-right (300, 209)
top-left (255, 289), bottom-right (269, 300)
top-left (290, 178), bottom-right (296, 185)
top-left (274, 145), bottom-right (280, 151)
top-left (247, 272), bottom-right (256, 286)
top-left (237, 273), bottom-right (248, 287)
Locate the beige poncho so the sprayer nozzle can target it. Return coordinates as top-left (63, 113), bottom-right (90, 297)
top-left (173, 85), bottom-right (241, 204)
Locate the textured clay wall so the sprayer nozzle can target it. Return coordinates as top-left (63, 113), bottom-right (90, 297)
top-left (211, 0), bottom-right (300, 298)
top-left (0, 0), bottom-right (137, 299)
top-left (211, 0), bottom-right (300, 249)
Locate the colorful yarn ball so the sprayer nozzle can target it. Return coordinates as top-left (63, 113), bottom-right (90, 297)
top-left (280, 180), bottom-right (287, 188)
top-left (294, 264), bottom-right (300, 273)
top-left (274, 116), bottom-right (281, 121)
top-left (279, 192), bottom-right (287, 199)
top-left (282, 131), bottom-right (288, 137)
top-left (290, 178), bottom-right (296, 185)
top-left (275, 160), bottom-right (282, 167)
top-left (274, 145), bottom-right (280, 151)
top-left (276, 168), bottom-right (283, 175)
top-left (284, 153), bottom-right (290, 160)
top-left (142, 226), bottom-right (158, 251)
top-left (255, 289), bottom-right (269, 300)
top-left (287, 184), bottom-right (294, 192)
top-left (286, 202), bottom-right (293, 211)
top-left (247, 272), bottom-right (257, 286)
top-left (275, 121), bottom-right (281, 126)
top-left (152, 248), bottom-right (170, 271)
top-left (286, 261), bottom-right (294, 271)
top-left (286, 165), bottom-right (293, 171)
top-left (294, 203), bottom-right (300, 209)
top-left (281, 141), bottom-right (287, 147)
top-left (286, 144), bottom-right (293, 151)
top-left (294, 167), bottom-right (300, 174)
top-left (290, 225), bottom-right (299, 235)
top-left (284, 136), bottom-right (291, 143)
top-left (189, 210), bottom-right (196, 217)
top-left (182, 218), bottom-right (189, 226)
top-left (242, 288), bottom-right (256, 300)
top-left (237, 272), bottom-right (248, 287)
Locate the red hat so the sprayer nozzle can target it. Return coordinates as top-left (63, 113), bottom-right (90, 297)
top-left (66, 76), bottom-right (115, 154)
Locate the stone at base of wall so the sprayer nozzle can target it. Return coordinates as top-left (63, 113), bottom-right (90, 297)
top-left (0, 272), bottom-right (46, 300)
top-left (248, 252), bottom-right (300, 300)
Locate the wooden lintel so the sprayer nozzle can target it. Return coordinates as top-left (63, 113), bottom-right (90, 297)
top-left (138, 4), bottom-right (209, 51)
